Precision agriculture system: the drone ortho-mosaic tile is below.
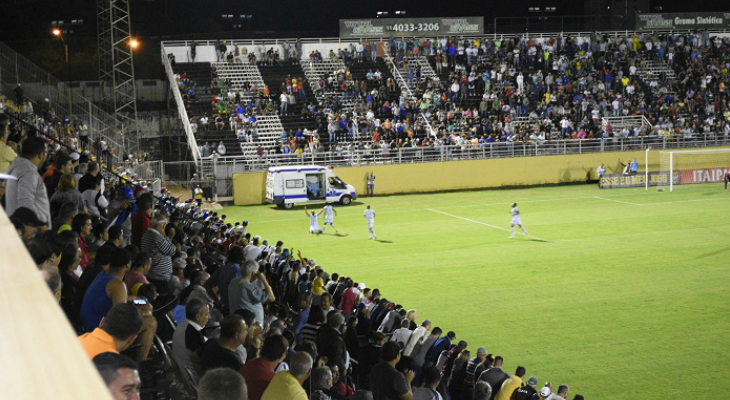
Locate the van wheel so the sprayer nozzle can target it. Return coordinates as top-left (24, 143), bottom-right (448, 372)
top-left (283, 202), bottom-right (294, 209)
top-left (340, 195), bottom-right (352, 206)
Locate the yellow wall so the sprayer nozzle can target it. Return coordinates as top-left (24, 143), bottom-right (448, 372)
top-left (233, 147), bottom-right (729, 205)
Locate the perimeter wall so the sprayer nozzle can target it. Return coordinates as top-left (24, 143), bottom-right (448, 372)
top-left (233, 147), bottom-right (729, 205)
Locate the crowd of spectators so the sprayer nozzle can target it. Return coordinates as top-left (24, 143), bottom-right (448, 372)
top-left (181, 32), bottom-right (730, 160)
top-left (2, 98), bottom-right (583, 400)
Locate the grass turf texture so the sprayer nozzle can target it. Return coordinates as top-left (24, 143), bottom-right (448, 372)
top-left (222, 183), bottom-right (730, 399)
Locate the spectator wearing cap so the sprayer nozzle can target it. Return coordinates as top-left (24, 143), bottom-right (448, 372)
top-left (107, 186), bottom-right (137, 247)
top-left (79, 303), bottom-right (143, 359)
top-left (79, 248), bottom-right (132, 333)
top-left (141, 216), bottom-right (177, 293)
top-left (511, 376), bottom-right (539, 400)
top-left (199, 368), bottom-right (248, 400)
top-left (44, 150), bottom-right (74, 198)
top-left (478, 356), bottom-right (509, 400)
top-left (5, 137), bottom-right (51, 228)
top-left (466, 347), bottom-right (488, 391)
top-left (132, 193), bottom-right (154, 249)
top-left (539, 386), bottom-right (552, 400)
top-left (369, 341), bottom-right (415, 400)
top-left (10, 207), bottom-right (47, 241)
top-left (495, 366), bottom-right (526, 400)
top-left (546, 384), bottom-right (568, 400)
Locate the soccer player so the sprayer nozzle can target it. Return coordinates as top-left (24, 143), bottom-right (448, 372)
top-left (364, 205), bottom-right (376, 240)
top-left (304, 207), bottom-right (322, 234)
top-left (318, 202), bottom-right (339, 234)
top-left (509, 202), bottom-right (528, 239)
top-left (725, 171), bottom-right (730, 190)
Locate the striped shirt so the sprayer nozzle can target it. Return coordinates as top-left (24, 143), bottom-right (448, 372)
top-left (465, 357), bottom-right (481, 390)
top-left (141, 228), bottom-right (176, 281)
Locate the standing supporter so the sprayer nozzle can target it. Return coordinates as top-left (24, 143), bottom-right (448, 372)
top-left (260, 352), bottom-right (312, 400)
top-left (107, 187), bottom-right (137, 246)
top-left (44, 151), bottom-right (74, 198)
top-left (404, 320), bottom-right (431, 357)
top-left (478, 356), bottom-right (509, 400)
top-left (316, 311), bottom-right (347, 372)
top-left (495, 366), bottom-right (526, 400)
top-left (5, 137), bottom-right (51, 228)
top-left (50, 174), bottom-right (85, 216)
top-left (131, 193), bottom-right (154, 249)
top-left (370, 341), bottom-right (415, 400)
top-left (141, 217), bottom-right (177, 293)
top-left (239, 334), bottom-right (289, 400)
top-left (512, 376), bottom-right (539, 400)
top-left (229, 260), bottom-right (275, 325)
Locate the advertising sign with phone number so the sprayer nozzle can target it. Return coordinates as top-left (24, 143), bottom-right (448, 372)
top-left (340, 17), bottom-right (483, 38)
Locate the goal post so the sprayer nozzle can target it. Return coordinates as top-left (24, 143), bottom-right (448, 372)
top-left (659, 148), bottom-right (730, 191)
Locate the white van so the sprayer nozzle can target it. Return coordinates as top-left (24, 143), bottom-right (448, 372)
top-left (266, 166), bottom-right (357, 209)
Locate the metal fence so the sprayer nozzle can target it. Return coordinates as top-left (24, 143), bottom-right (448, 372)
top-left (0, 41), bottom-right (128, 164)
top-left (160, 135), bottom-right (730, 198)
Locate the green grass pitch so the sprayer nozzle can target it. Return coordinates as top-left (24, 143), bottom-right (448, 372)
top-left (223, 183), bottom-right (730, 399)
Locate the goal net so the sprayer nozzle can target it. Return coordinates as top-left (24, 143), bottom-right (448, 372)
top-left (659, 149), bottom-right (730, 191)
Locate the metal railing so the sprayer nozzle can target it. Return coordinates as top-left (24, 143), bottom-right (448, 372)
top-left (0, 41), bottom-right (126, 164)
top-left (160, 43), bottom-right (201, 164)
top-left (172, 136), bottom-right (730, 177)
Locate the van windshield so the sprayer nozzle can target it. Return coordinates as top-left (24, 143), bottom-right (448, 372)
top-left (329, 176), bottom-right (347, 189)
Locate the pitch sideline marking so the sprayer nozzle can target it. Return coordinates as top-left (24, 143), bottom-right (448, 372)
top-left (593, 196), bottom-right (642, 206)
top-left (427, 208), bottom-right (554, 243)
top-left (427, 208), bottom-right (510, 232)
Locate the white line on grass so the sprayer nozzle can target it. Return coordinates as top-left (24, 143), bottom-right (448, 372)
top-left (427, 208), bottom-right (554, 242)
top-left (427, 208), bottom-right (510, 232)
top-left (593, 196), bottom-right (642, 206)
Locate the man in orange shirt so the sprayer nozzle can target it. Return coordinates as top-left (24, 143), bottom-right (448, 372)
top-left (79, 303), bottom-right (143, 359)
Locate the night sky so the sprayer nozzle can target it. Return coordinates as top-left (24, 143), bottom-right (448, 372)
top-left (1, 0), bottom-right (728, 43)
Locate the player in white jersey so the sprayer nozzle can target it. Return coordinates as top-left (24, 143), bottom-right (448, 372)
top-left (317, 203), bottom-right (339, 233)
top-left (509, 202), bottom-right (528, 238)
top-left (304, 207), bottom-right (322, 234)
top-left (364, 205), bottom-right (377, 240)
